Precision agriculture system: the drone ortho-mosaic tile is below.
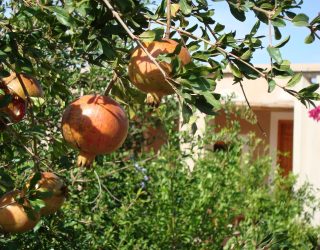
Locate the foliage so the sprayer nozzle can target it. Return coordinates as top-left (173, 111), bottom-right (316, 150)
top-left (0, 0), bottom-right (320, 249)
top-left (0, 120), bottom-right (319, 249)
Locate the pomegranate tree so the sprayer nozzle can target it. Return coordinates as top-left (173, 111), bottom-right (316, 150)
top-left (62, 95), bottom-right (129, 167)
top-left (128, 39), bottom-right (191, 106)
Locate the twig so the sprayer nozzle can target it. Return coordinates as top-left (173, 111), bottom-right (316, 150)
top-left (90, 170), bottom-right (102, 210)
top-left (148, 18), bottom-right (268, 79)
top-left (239, 82), bottom-right (267, 137)
top-left (166, 0), bottom-right (171, 39)
top-left (104, 71), bottom-right (118, 95)
top-left (204, 23), bottom-right (218, 41)
top-left (101, 183), bottom-right (121, 202)
top-left (0, 201), bottom-right (17, 209)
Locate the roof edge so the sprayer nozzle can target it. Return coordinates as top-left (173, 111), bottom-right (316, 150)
top-left (223, 64), bottom-right (320, 73)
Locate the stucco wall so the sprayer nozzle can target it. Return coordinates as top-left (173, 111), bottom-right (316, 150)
top-left (293, 79), bottom-right (320, 224)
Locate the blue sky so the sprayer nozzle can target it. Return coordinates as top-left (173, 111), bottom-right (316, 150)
top-left (207, 1), bottom-right (320, 64)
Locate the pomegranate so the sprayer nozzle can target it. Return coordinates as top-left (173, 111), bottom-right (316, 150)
top-left (0, 94), bottom-right (27, 123)
top-left (128, 38), bottom-right (191, 106)
top-left (2, 72), bottom-right (43, 100)
top-left (26, 172), bottom-right (67, 216)
top-left (62, 95), bottom-right (129, 167)
top-left (0, 190), bottom-right (40, 233)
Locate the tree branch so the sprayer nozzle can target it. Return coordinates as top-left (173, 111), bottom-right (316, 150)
top-left (239, 82), bottom-right (267, 137)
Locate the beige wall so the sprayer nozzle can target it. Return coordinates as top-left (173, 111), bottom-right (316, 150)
top-left (293, 77), bottom-right (320, 225)
top-left (212, 108), bottom-right (293, 158)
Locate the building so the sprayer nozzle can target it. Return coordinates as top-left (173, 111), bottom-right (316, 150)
top-left (214, 64), bottom-right (320, 222)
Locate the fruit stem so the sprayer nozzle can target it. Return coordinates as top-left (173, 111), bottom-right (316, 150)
top-left (77, 152), bottom-right (96, 168)
top-left (146, 93), bottom-right (163, 107)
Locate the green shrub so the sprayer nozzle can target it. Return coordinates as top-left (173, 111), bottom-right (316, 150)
top-left (1, 121), bottom-right (319, 249)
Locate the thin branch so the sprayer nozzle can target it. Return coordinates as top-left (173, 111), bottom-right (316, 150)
top-left (101, 183), bottom-right (121, 202)
top-left (0, 201), bottom-right (17, 209)
top-left (239, 82), bottom-right (267, 137)
top-left (148, 18), bottom-right (268, 79)
top-left (91, 170), bottom-right (103, 210)
top-left (104, 71), bottom-right (118, 96)
top-left (204, 23), bottom-right (218, 41)
top-left (166, 0), bottom-right (171, 39)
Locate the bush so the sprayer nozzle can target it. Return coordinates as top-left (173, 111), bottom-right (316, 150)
top-left (1, 120), bottom-right (319, 249)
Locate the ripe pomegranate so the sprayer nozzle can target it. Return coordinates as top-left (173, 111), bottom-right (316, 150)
top-left (26, 172), bottom-right (67, 216)
top-left (2, 72), bottom-right (43, 100)
top-left (62, 95), bottom-right (129, 167)
top-left (128, 38), bottom-right (191, 106)
top-left (0, 190), bottom-right (40, 233)
top-left (0, 94), bottom-right (27, 123)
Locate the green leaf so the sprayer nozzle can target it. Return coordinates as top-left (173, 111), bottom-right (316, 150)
top-left (268, 79), bottom-right (276, 93)
top-left (271, 18), bottom-right (286, 27)
top-left (299, 84), bottom-right (319, 94)
top-left (240, 50), bottom-right (252, 60)
top-left (287, 73), bottom-right (302, 87)
top-left (304, 33), bottom-right (315, 44)
top-left (154, 0), bottom-right (166, 18)
top-left (29, 199), bottom-right (46, 211)
top-left (179, 0), bottom-right (192, 15)
top-left (45, 6), bottom-right (76, 27)
top-left (201, 92), bottom-right (221, 109)
top-left (267, 46), bottom-right (283, 64)
top-left (229, 63), bottom-right (242, 78)
top-left (227, 3), bottom-right (246, 21)
top-left (274, 36), bottom-right (290, 48)
top-left (274, 26), bottom-right (282, 40)
top-left (193, 94), bottom-right (217, 115)
top-left (250, 20), bottom-right (260, 35)
top-left (139, 28), bottom-right (164, 42)
top-left (292, 13), bottom-right (309, 27)
top-left (214, 23), bottom-right (225, 33)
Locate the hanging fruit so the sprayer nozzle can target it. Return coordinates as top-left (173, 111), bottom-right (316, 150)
top-left (61, 95), bottom-right (129, 167)
top-left (25, 172), bottom-right (67, 216)
top-left (0, 94), bottom-right (27, 123)
top-left (128, 38), bottom-right (191, 106)
top-left (2, 72), bottom-right (44, 100)
top-left (0, 190), bottom-right (40, 233)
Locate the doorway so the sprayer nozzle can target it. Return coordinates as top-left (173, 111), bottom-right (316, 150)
top-left (277, 120), bottom-right (293, 176)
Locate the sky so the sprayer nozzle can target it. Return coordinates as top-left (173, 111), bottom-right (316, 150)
top-left (204, 0), bottom-right (320, 64)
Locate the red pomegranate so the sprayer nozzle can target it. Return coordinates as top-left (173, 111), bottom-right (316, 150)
top-left (0, 94), bottom-right (27, 123)
top-left (2, 72), bottom-right (43, 100)
top-left (26, 172), bottom-right (67, 216)
top-left (61, 95), bottom-right (129, 167)
top-left (128, 38), bottom-right (191, 106)
top-left (0, 190), bottom-right (40, 233)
